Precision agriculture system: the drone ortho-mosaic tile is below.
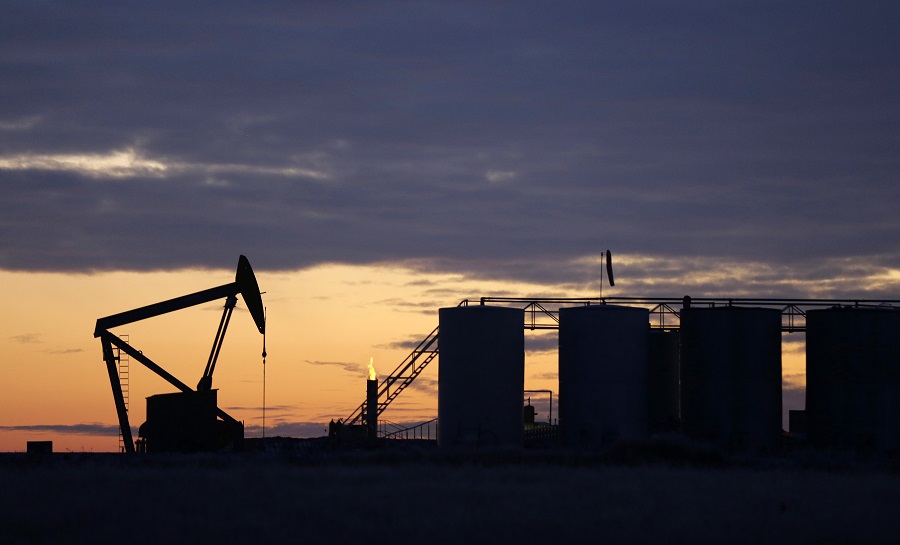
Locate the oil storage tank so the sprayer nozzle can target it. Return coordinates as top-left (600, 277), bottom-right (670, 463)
top-left (438, 305), bottom-right (524, 448)
top-left (806, 307), bottom-right (900, 449)
top-left (559, 304), bottom-right (650, 448)
top-left (680, 306), bottom-right (782, 448)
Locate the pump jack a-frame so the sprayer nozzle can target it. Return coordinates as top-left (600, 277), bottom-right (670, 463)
top-left (94, 255), bottom-right (266, 453)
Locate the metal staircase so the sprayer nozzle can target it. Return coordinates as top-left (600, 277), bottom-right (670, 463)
top-left (345, 325), bottom-right (439, 425)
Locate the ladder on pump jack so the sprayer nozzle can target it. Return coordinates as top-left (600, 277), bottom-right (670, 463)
top-left (116, 335), bottom-right (130, 452)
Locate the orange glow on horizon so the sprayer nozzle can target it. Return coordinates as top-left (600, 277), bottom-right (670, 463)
top-left (0, 264), bottom-right (567, 452)
top-left (3, 257), bottom-right (889, 452)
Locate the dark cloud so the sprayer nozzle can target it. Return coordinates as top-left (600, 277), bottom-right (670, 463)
top-left (9, 333), bottom-right (41, 344)
top-left (226, 404), bottom-right (297, 414)
top-left (304, 359), bottom-right (362, 375)
top-left (244, 421), bottom-right (329, 439)
top-left (525, 332), bottom-right (559, 354)
top-left (409, 377), bottom-right (438, 396)
top-left (783, 386), bottom-right (806, 416)
top-left (0, 2), bottom-right (897, 295)
top-left (374, 333), bottom-right (438, 352)
top-left (0, 423), bottom-right (119, 436)
top-left (371, 297), bottom-right (443, 315)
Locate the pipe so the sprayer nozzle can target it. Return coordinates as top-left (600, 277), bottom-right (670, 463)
top-left (366, 379), bottom-right (378, 442)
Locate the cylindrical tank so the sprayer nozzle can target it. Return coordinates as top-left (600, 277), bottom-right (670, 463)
top-left (649, 329), bottom-right (680, 433)
top-left (438, 305), bottom-right (524, 448)
top-left (558, 304), bottom-right (649, 448)
top-left (806, 307), bottom-right (900, 449)
top-left (680, 306), bottom-right (782, 448)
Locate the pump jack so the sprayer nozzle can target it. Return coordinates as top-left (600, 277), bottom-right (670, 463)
top-left (94, 255), bottom-right (266, 453)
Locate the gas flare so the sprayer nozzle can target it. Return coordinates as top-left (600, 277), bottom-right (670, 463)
top-left (367, 356), bottom-right (377, 381)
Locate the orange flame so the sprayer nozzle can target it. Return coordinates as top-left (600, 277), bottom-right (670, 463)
top-left (367, 356), bottom-right (377, 381)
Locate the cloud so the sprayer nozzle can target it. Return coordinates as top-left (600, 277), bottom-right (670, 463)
top-left (0, 423), bottom-right (119, 436)
top-left (244, 421), bottom-right (329, 438)
top-left (525, 332), bottom-right (558, 354)
top-left (0, 115), bottom-right (41, 131)
top-left (783, 374), bottom-right (807, 389)
top-left (10, 333), bottom-right (41, 344)
top-left (0, 149), bottom-right (167, 179)
top-left (0, 1), bottom-right (897, 300)
top-left (783, 386), bottom-right (806, 413)
top-left (374, 333), bottom-right (438, 352)
top-left (0, 148), bottom-right (329, 180)
top-left (46, 348), bottom-right (85, 355)
top-left (408, 377), bottom-right (438, 396)
top-left (485, 170), bottom-right (515, 184)
top-left (305, 359), bottom-right (364, 375)
top-left (226, 404), bottom-right (298, 414)
top-left (371, 298), bottom-right (443, 315)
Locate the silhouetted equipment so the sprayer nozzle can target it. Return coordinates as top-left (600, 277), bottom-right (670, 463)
top-left (523, 403), bottom-right (536, 425)
top-left (806, 307), bottom-right (900, 449)
top-left (94, 255), bottom-right (266, 453)
top-left (680, 306), bottom-right (782, 448)
top-left (343, 295), bottom-right (898, 451)
top-left (139, 390), bottom-right (242, 453)
top-left (559, 304), bottom-right (649, 448)
top-left (27, 441), bottom-right (53, 454)
top-left (366, 378), bottom-right (378, 441)
top-left (789, 410), bottom-right (807, 439)
top-left (438, 305), bottom-right (524, 448)
top-left (599, 250), bottom-right (615, 299)
top-left (605, 249), bottom-right (615, 287)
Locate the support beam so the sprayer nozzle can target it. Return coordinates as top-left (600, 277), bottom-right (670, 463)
top-left (104, 332), bottom-right (192, 393)
top-left (102, 337), bottom-right (134, 453)
top-left (102, 331), bottom-right (241, 426)
top-left (198, 295), bottom-right (237, 391)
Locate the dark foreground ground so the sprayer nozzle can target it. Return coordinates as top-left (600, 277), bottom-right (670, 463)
top-left (3, 438), bottom-right (900, 544)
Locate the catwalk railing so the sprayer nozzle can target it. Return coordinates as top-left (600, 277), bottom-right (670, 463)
top-left (381, 418), bottom-right (438, 440)
top-left (473, 296), bottom-right (900, 332)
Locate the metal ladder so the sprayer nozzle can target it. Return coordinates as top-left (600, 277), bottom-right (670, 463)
top-left (345, 325), bottom-right (439, 426)
top-left (116, 335), bottom-right (129, 452)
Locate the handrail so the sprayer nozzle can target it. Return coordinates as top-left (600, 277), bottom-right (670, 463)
top-left (382, 418), bottom-right (438, 440)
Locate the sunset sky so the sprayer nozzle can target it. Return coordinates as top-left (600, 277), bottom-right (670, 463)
top-left (1, 2), bottom-right (898, 452)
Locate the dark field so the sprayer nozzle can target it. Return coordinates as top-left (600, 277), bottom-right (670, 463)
top-left (3, 442), bottom-right (900, 544)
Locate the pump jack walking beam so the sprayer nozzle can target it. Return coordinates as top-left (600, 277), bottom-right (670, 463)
top-left (94, 283), bottom-right (238, 336)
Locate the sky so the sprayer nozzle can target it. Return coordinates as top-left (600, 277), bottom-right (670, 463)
top-left (1, 1), bottom-right (898, 451)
